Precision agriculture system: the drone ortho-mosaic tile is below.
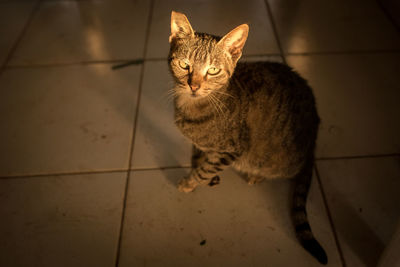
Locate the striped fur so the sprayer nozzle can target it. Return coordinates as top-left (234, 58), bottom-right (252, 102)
top-left (292, 154), bottom-right (328, 264)
top-left (179, 149), bottom-right (237, 192)
top-left (168, 11), bottom-right (328, 264)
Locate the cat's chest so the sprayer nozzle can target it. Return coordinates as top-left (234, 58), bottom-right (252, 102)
top-left (175, 115), bottom-right (237, 152)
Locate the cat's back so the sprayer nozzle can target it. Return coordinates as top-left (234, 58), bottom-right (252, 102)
top-left (233, 61), bottom-right (311, 97)
top-left (232, 61), bottom-right (318, 120)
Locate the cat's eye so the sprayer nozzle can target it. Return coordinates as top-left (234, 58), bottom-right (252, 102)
top-left (178, 60), bottom-right (189, 70)
top-left (207, 67), bottom-right (220, 75)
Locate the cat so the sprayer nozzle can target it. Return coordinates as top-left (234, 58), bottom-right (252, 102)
top-left (168, 11), bottom-right (328, 265)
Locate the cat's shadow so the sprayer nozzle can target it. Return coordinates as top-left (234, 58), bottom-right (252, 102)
top-left (239, 171), bottom-right (295, 238)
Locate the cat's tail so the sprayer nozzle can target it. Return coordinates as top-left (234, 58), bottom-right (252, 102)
top-left (292, 154), bottom-right (328, 265)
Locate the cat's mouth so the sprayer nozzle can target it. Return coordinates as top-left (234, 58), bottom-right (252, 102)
top-left (183, 87), bottom-right (208, 100)
top-left (189, 92), bottom-right (209, 99)
top-left (188, 89), bottom-right (203, 98)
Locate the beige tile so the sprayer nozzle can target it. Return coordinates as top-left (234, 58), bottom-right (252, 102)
top-left (286, 53), bottom-right (400, 158)
top-left (268, 0), bottom-right (400, 53)
top-left (317, 156), bottom-right (400, 267)
top-left (146, 0), bottom-right (280, 59)
top-left (118, 168), bottom-right (341, 266)
top-left (0, 1), bottom-right (37, 66)
top-left (0, 64), bottom-right (140, 176)
top-left (131, 60), bottom-right (192, 169)
top-left (0, 172), bottom-right (126, 267)
top-left (9, 0), bottom-right (150, 65)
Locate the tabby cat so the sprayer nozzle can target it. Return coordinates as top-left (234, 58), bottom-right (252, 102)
top-left (168, 11), bottom-right (328, 265)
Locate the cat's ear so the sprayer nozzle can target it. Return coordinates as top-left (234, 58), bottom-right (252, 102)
top-left (218, 24), bottom-right (249, 62)
top-left (170, 11), bottom-right (194, 43)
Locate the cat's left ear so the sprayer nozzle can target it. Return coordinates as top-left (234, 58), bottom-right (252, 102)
top-left (218, 24), bottom-right (249, 62)
top-left (170, 11), bottom-right (194, 43)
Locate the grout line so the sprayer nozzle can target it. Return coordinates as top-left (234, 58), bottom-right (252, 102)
top-left (6, 59), bottom-right (141, 69)
top-left (4, 49), bottom-right (400, 70)
top-left (2, 153), bottom-right (397, 180)
top-left (5, 53), bottom-right (283, 69)
top-left (263, 0), bottom-right (287, 64)
top-left (314, 165), bottom-right (347, 267)
top-left (114, 1), bottom-right (155, 266)
top-left (285, 49), bottom-right (400, 57)
top-left (0, 169), bottom-right (128, 180)
top-left (0, 0), bottom-right (41, 77)
top-left (130, 164), bottom-right (191, 172)
top-left (241, 53), bottom-right (283, 59)
top-left (375, 0), bottom-right (400, 33)
top-left (316, 153), bottom-right (400, 161)
top-left (0, 166), bottom-right (192, 180)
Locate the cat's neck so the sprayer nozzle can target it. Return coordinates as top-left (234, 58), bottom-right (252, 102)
top-left (174, 95), bottom-right (214, 121)
top-left (173, 82), bottom-right (234, 121)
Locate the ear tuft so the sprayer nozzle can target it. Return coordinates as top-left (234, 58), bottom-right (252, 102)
top-left (170, 11), bottom-right (194, 43)
top-left (218, 24), bottom-right (249, 62)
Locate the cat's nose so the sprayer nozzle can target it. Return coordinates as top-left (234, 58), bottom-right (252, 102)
top-left (190, 84), bottom-right (200, 92)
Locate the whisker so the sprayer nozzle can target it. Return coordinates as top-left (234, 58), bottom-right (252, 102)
top-left (164, 88), bottom-right (176, 97)
top-left (206, 97), bottom-right (218, 117)
top-left (209, 96), bottom-right (223, 119)
top-left (162, 89), bottom-right (178, 104)
top-left (208, 94), bottom-right (226, 119)
top-left (206, 95), bottom-right (218, 116)
top-left (210, 94), bottom-right (227, 111)
top-left (212, 90), bottom-right (235, 99)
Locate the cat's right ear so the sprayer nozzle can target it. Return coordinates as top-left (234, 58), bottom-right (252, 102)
top-left (170, 11), bottom-right (194, 43)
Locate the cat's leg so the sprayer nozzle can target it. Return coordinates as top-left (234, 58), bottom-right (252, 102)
top-left (178, 151), bottom-right (236, 193)
top-left (192, 146), bottom-right (220, 187)
top-left (191, 145), bottom-right (204, 169)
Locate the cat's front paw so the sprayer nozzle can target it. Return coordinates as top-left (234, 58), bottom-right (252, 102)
top-left (178, 177), bottom-right (198, 193)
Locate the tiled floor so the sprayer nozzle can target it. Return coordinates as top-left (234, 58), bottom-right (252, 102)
top-left (0, 0), bottom-right (399, 266)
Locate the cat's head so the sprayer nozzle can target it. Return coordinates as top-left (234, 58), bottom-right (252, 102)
top-left (168, 11), bottom-right (248, 102)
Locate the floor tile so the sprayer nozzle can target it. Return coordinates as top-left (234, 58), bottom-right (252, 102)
top-left (0, 1), bottom-right (37, 66)
top-left (317, 156), bottom-right (400, 267)
top-left (118, 168), bottom-right (341, 266)
top-left (146, 0), bottom-right (280, 59)
top-left (286, 53), bottom-right (400, 158)
top-left (9, 0), bottom-right (150, 65)
top-left (131, 60), bottom-right (192, 169)
top-left (268, 0), bottom-right (400, 53)
top-left (0, 172), bottom-right (126, 267)
top-left (0, 64), bottom-right (140, 176)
